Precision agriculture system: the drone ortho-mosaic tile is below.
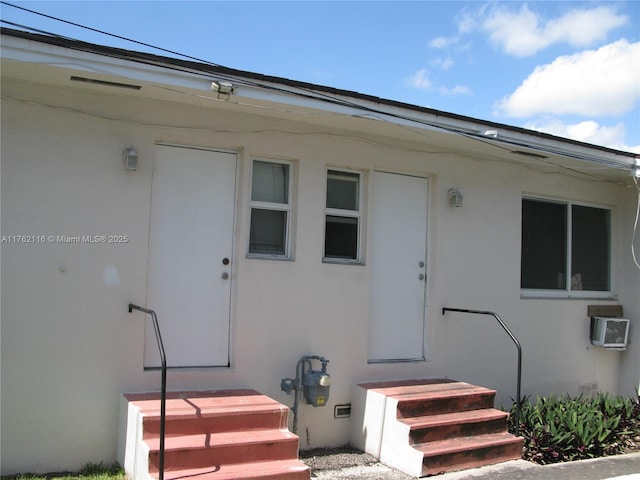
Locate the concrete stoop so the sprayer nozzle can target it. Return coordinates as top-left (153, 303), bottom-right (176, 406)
top-left (350, 379), bottom-right (524, 477)
top-left (119, 389), bottom-right (310, 480)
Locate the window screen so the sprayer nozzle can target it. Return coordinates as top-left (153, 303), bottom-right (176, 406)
top-left (252, 161), bottom-right (289, 204)
top-left (249, 209), bottom-right (287, 255)
top-left (324, 170), bottom-right (362, 262)
top-left (249, 160), bottom-right (291, 257)
top-left (521, 198), bottom-right (610, 292)
top-left (327, 172), bottom-right (359, 210)
top-left (325, 216), bottom-right (358, 259)
top-left (571, 205), bottom-right (610, 291)
top-left (521, 199), bottom-right (567, 289)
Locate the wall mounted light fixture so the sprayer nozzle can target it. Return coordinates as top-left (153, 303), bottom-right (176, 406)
top-left (448, 188), bottom-right (463, 207)
top-left (123, 147), bottom-right (138, 171)
top-left (211, 80), bottom-right (235, 100)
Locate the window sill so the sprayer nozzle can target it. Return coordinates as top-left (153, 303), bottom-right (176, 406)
top-left (246, 254), bottom-right (293, 261)
top-left (520, 291), bottom-right (617, 300)
top-left (322, 258), bottom-right (365, 266)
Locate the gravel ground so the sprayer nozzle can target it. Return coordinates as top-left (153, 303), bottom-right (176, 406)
top-left (300, 446), bottom-right (414, 480)
top-left (299, 447), bottom-right (640, 480)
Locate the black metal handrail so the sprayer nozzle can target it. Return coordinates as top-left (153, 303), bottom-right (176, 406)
top-left (129, 303), bottom-right (166, 480)
top-left (442, 307), bottom-right (522, 436)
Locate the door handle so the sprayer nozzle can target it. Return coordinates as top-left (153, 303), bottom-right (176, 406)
top-left (419, 273), bottom-right (425, 281)
top-left (221, 272), bottom-right (229, 280)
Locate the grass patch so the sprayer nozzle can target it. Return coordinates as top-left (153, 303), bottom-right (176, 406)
top-left (509, 392), bottom-right (640, 464)
top-left (2, 462), bottom-right (124, 480)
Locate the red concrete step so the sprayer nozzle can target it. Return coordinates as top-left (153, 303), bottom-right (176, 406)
top-left (402, 408), bottom-right (510, 444)
top-left (395, 385), bottom-right (497, 418)
top-left (357, 378), bottom-right (461, 393)
top-left (154, 459), bottom-right (310, 480)
top-left (147, 429), bottom-right (300, 471)
top-left (123, 389), bottom-right (309, 480)
top-left (143, 403), bottom-right (289, 437)
top-left (352, 379), bottom-right (522, 476)
top-left (127, 389), bottom-right (290, 437)
top-left (126, 389), bottom-right (266, 408)
top-left (417, 432), bottom-right (524, 476)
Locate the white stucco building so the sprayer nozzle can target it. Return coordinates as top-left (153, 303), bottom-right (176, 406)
top-left (1, 27), bottom-right (639, 475)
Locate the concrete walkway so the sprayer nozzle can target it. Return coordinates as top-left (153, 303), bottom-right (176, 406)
top-left (311, 453), bottom-right (640, 479)
top-left (436, 453), bottom-right (640, 480)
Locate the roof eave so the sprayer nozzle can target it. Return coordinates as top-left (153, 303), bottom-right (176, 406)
top-left (2, 27), bottom-right (638, 177)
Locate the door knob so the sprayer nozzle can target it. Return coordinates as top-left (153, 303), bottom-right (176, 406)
top-left (222, 257), bottom-right (230, 265)
top-left (419, 273), bottom-right (425, 281)
top-left (221, 272), bottom-right (229, 280)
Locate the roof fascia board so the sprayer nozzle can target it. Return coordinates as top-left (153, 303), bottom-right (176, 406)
top-left (2, 33), bottom-right (452, 136)
top-left (230, 80), bottom-right (450, 134)
top-left (1, 34), bottom-right (215, 95)
top-left (233, 78), bottom-right (639, 175)
top-left (3, 30), bottom-right (638, 177)
top-left (469, 128), bottom-right (640, 174)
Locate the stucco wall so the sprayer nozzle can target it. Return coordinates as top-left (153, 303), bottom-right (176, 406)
top-left (2, 80), bottom-right (638, 474)
top-left (618, 187), bottom-right (640, 398)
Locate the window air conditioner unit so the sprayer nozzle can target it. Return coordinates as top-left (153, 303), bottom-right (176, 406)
top-left (590, 317), bottom-right (630, 350)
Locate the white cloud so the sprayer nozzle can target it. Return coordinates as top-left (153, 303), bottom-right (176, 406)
top-left (525, 119), bottom-right (640, 153)
top-left (406, 69), bottom-right (432, 89)
top-left (496, 40), bottom-right (640, 118)
top-left (474, 4), bottom-right (627, 57)
top-left (545, 7), bottom-right (628, 49)
top-left (405, 69), bottom-right (472, 97)
top-left (482, 4), bottom-right (544, 57)
top-left (430, 36), bottom-right (454, 49)
top-left (456, 5), bottom-right (486, 34)
top-left (428, 36), bottom-right (457, 70)
top-left (431, 56), bottom-right (454, 70)
top-left (440, 85), bottom-right (472, 96)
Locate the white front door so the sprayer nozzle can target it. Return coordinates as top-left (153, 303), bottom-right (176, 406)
top-left (369, 171), bottom-right (428, 362)
top-left (144, 145), bottom-right (236, 368)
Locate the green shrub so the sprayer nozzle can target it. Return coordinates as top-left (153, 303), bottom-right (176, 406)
top-left (508, 392), bottom-right (640, 464)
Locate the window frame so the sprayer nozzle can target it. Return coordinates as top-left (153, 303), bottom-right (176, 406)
top-left (247, 158), bottom-right (294, 259)
top-left (521, 196), bottom-right (614, 299)
top-left (323, 168), bottom-right (364, 264)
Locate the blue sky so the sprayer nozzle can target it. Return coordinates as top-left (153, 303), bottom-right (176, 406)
top-left (2, 1), bottom-right (639, 153)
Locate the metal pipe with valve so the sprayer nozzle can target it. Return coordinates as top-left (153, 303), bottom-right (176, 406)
top-left (281, 355), bottom-right (331, 434)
